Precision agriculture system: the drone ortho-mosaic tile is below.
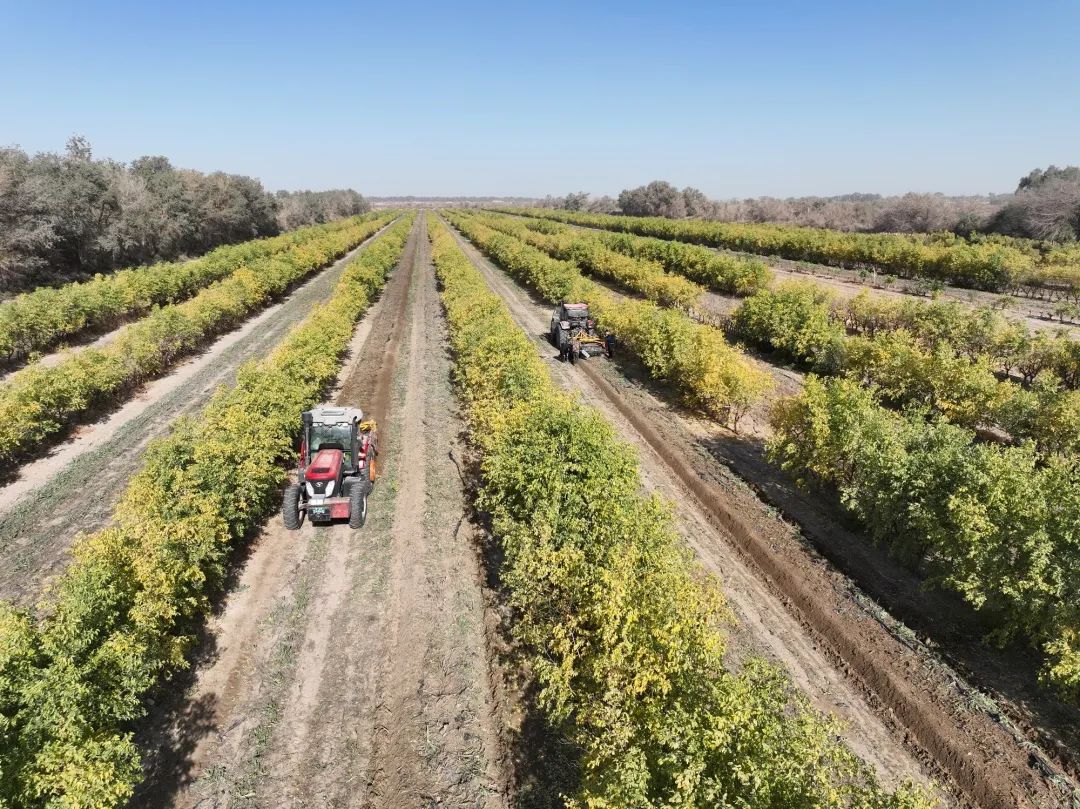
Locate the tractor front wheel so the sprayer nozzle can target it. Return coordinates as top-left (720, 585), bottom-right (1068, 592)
top-left (349, 485), bottom-right (368, 529)
top-left (282, 483), bottom-right (303, 530)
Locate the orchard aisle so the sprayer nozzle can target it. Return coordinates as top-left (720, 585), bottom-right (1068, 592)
top-left (135, 214), bottom-right (508, 809)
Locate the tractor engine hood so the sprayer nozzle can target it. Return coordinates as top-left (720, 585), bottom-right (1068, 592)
top-left (305, 448), bottom-right (344, 498)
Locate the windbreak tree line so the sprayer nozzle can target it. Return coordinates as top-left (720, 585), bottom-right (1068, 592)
top-left (0, 137), bottom-right (370, 290)
top-left (274, 188), bottom-right (370, 231)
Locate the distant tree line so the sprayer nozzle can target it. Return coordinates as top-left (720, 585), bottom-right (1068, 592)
top-left (274, 189), bottom-right (369, 230)
top-left (538, 168), bottom-right (1080, 242)
top-left (0, 137), bottom-right (369, 290)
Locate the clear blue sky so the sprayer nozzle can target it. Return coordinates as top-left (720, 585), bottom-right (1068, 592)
top-left (1, 0), bottom-right (1077, 198)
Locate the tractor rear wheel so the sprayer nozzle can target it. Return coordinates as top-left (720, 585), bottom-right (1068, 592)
top-left (349, 485), bottom-right (368, 529)
top-left (282, 483), bottom-right (303, 530)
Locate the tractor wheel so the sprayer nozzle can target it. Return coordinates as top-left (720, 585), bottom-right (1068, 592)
top-left (282, 483), bottom-right (303, 530)
top-left (568, 344), bottom-right (578, 364)
top-left (349, 485), bottom-right (368, 529)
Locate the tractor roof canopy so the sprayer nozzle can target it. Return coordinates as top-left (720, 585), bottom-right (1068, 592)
top-left (307, 406), bottom-right (364, 424)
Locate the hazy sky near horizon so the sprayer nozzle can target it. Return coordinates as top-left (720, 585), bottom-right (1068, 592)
top-left (1, 0), bottom-right (1077, 198)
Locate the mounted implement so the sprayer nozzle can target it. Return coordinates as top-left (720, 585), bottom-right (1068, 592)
top-left (282, 406), bottom-right (378, 530)
top-left (549, 302), bottom-right (613, 363)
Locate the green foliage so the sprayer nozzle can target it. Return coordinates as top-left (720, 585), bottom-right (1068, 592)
top-left (469, 212), bottom-right (705, 309)
top-left (768, 376), bottom-right (1080, 701)
top-left (596, 229), bottom-right (772, 295)
top-left (498, 207), bottom-right (1061, 294)
top-left (429, 217), bottom-right (931, 809)
top-left (838, 291), bottom-right (1080, 388)
top-left (513, 213), bottom-right (773, 297)
top-left (732, 282), bottom-right (846, 373)
top-left (0, 213), bottom-right (397, 464)
top-left (0, 215), bottom-right (413, 807)
top-left (0, 215), bottom-right (381, 365)
top-left (730, 285), bottom-right (1080, 456)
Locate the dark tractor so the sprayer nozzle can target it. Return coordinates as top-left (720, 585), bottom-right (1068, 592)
top-left (548, 302), bottom-right (612, 363)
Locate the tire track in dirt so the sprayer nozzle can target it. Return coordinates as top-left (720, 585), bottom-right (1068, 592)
top-left (362, 216), bottom-right (437, 804)
top-left (358, 213), bottom-right (506, 809)
top-left (442, 216), bottom-right (1077, 809)
top-left (0, 221), bottom-right (397, 606)
top-left (267, 215), bottom-right (423, 805)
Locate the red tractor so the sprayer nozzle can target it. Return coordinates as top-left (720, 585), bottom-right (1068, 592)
top-left (282, 406), bottom-right (378, 530)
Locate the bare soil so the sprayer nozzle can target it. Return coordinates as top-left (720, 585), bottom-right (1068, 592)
top-left (0, 223), bottom-right (395, 606)
top-left (133, 214), bottom-right (509, 809)
top-left (444, 216), bottom-right (1080, 809)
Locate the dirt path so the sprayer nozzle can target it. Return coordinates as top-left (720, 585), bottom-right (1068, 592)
top-left (0, 223), bottom-right (397, 607)
top-left (444, 218), bottom-right (1080, 809)
top-left (0, 320), bottom-right (134, 383)
top-left (134, 214), bottom-right (507, 809)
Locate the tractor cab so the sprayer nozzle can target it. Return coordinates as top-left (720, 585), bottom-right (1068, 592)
top-left (554, 302), bottom-right (591, 329)
top-left (283, 406), bottom-right (378, 530)
top-left (306, 419), bottom-right (356, 464)
top-left (303, 407), bottom-right (365, 471)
